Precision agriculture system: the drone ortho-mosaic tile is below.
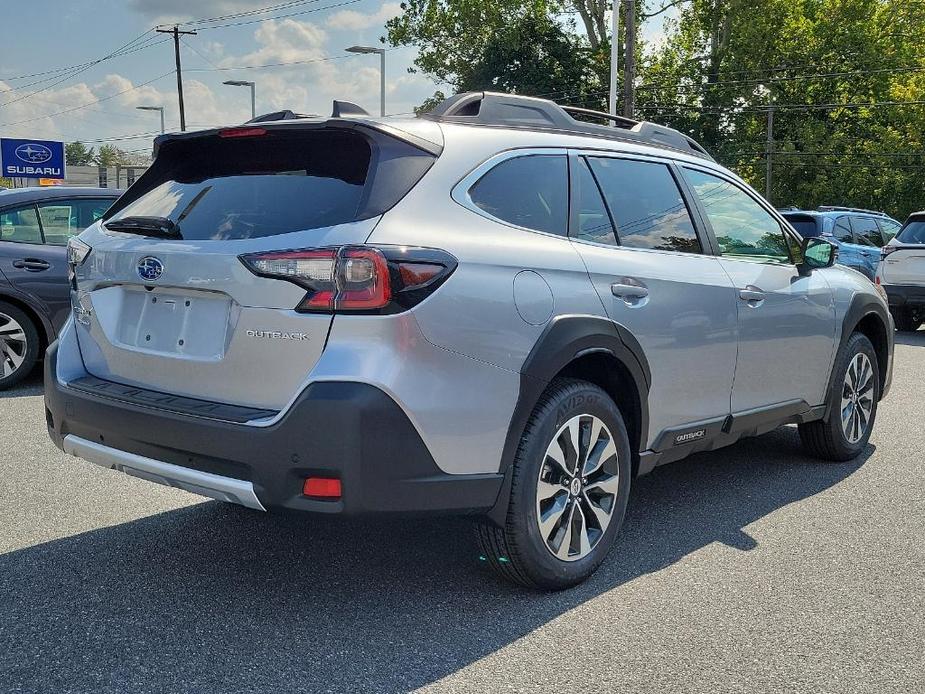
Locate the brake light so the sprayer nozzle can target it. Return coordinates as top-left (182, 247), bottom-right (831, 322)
top-left (881, 245), bottom-right (897, 259)
top-left (218, 127), bottom-right (267, 138)
top-left (240, 245), bottom-right (455, 313)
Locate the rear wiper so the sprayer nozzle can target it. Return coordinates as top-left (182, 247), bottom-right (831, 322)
top-left (104, 216), bottom-right (182, 239)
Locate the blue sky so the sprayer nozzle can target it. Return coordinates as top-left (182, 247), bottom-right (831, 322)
top-left (0, 1), bottom-right (674, 158)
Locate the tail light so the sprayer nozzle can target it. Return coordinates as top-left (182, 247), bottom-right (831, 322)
top-left (240, 245), bottom-right (457, 314)
top-left (881, 245), bottom-right (898, 259)
top-left (67, 237), bottom-right (92, 284)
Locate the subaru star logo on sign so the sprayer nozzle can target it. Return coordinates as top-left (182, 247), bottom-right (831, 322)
top-left (0, 138), bottom-right (66, 179)
top-left (137, 257), bottom-right (165, 282)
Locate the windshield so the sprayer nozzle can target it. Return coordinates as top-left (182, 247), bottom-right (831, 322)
top-left (897, 220), bottom-right (925, 244)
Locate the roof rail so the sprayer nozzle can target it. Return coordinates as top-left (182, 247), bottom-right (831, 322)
top-left (422, 91), bottom-right (713, 160)
top-left (816, 205), bottom-right (890, 216)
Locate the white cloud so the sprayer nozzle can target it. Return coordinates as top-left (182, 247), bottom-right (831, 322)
top-left (325, 2), bottom-right (401, 31)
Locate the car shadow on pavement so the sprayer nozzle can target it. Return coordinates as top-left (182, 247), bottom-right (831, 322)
top-left (0, 426), bottom-right (870, 693)
top-left (894, 329), bottom-right (925, 347)
top-left (0, 369), bottom-right (43, 399)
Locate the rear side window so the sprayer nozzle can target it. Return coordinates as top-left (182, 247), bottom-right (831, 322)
top-left (783, 214), bottom-right (820, 238)
top-left (0, 206), bottom-right (42, 244)
top-left (574, 158), bottom-right (616, 245)
top-left (587, 157), bottom-right (702, 253)
top-left (897, 220), bottom-right (925, 244)
top-left (469, 155), bottom-right (568, 235)
top-left (878, 219), bottom-right (901, 242)
top-left (106, 129), bottom-right (434, 241)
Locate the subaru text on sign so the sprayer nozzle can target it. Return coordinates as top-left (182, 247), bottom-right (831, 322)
top-left (0, 138), bottom-right (66, 180)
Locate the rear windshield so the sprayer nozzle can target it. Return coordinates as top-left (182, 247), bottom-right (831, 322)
top-left (105, 129), bottom-right (433, 241)
top-left (782, 214), bottom-right (820, 237)
top-left (897, 220), bottom-right (925, 244)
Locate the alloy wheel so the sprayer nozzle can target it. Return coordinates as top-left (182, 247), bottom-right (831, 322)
top-left (0, 312), bottom-right (27, 379)
top-left (535, 414), bottom-right (620, 562)
top-left (841, 352), bottom-right (874, 444)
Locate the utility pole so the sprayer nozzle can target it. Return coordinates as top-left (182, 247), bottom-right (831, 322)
top-left (156, 26), bottom-right (197, 131)
top-left (765, 104), bottom-right (775, 202)
top-left (623, 0), bottom-right (636, 119)
top-left (609, 0), bottom-right (620, 123)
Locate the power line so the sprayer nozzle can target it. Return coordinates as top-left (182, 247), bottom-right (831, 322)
top-left (0, 72), bottom-right (174, 129)
top-left (175, 0), bottom-right (331, 27)
top-left (185, 52), bottom-right (357, 73)
top-left (0, 30), bottom-right (156, 108)
top-left (191, 0), bottom-right (364, 30)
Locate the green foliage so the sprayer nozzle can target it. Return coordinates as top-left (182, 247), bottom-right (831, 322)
top-left (95, 144), bottom-right (129, 167)
top-left (643, 0), bottom-right (925, 218)
top-left (65, 141), bottom-right (95, 166)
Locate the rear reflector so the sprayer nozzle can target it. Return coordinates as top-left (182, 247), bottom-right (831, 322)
top-left (303, 477), bottom-right (342, 499)
top-left (218, 127), bottom-right (267, 138)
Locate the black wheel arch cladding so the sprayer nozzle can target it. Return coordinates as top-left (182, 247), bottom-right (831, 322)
top-left (487, 315), bottom-right (650, 527)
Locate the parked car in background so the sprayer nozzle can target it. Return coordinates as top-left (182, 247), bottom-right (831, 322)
top-left (877, 211), bottom-right (925, 332)
top-left (0, 187), bottom-right (120, 388)
top-left (45, 93), bottom-right (893, 590)
top-left (780, 207), bottom-right (902, 280)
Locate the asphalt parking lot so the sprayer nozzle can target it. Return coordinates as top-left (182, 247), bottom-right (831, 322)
top-left (1, 333), bottom-right (923, 694)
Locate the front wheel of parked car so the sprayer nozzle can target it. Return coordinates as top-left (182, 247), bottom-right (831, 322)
top-left (799, 332), bottom-right (879, 462)
top-left (476, 378), bottom-right (632, 590)
top-left (891, 308), bottom-right (922, 333)
top-left (0, 301), bottom-right (40, 391)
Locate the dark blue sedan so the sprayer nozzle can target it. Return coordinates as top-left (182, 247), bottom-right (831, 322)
top-left (0, 186), bottom-right (120, 388)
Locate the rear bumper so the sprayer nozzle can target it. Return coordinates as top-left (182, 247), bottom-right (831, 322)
top-left (44, 341), bottom-right (503, 515)
top-left (883, 283), bottom-right (925, 308)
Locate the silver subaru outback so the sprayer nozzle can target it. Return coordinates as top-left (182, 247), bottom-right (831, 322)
top-left (46, 92), bottom-right (893, 590)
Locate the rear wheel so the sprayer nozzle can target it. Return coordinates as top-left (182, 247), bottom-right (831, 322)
top-left (799, 332), bottom-right (879, 461)
top-left (0, 301), bottom-right (40, 390)
top-left (476, 378), bottom-right (632, 590)
top-left (891, 307), bottom-right (922, 332)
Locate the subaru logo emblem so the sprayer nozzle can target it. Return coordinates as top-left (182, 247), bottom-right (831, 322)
top-left (137, 257), bottom-right (164, 282)
top-left (14, 143), bottom-right (52, 164)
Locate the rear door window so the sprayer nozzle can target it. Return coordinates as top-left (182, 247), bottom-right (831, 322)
top-left (37, 198), bottom-right (114, 245)
top-left (850, 217), bottom-right (884, 247)
top-left (0, 206), bottom-right (42, 244)
top-left (588, 157), bottom-right (702, 253)
top-left (469, 154), bottom-right (568, 235)
top-left (106, 129), bottom-right (433, 241)
top-left (878, 219), bottom-right (902, 242)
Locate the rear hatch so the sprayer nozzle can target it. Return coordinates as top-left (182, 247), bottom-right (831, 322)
top-left (72, 121), bottom-right (438, 412)
top-left (881, 216), bottom-right (925, 286)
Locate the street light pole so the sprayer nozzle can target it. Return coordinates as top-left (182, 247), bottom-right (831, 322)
top-left (609, 0), bottom-right (620, 123)
top-left (345, 45), bottom-right (386, 117)
top-left (223, 80), bottom-right (257, 120)
top-left (136, 105), bottom-right (165, 134)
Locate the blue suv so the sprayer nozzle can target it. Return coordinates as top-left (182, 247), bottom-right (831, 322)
top-left (780, 207), bottom-right (902, 280)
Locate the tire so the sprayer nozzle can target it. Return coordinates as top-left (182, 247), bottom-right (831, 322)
top-left (0, 301), bottom-right (40, 390)
top-left (799, 332), bottom-right (879, 462)
top-left (476, 378), bottom-right (632, 590)
top-left (891, 308), bottom-right (921, 332)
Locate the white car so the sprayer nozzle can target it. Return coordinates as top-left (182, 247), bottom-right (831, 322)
top-left (877, 211), bottom-right (925, 332)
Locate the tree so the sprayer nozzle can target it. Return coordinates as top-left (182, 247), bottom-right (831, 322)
top-left (642, 0), bottom-right (925, 217)
top-left (65, 141), bottom-right (95, 166)
top-left (95, 144), bottom-right (130, 167)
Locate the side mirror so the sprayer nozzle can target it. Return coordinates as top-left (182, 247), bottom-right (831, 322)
top-left (799, 237), bottom-right (838, 272)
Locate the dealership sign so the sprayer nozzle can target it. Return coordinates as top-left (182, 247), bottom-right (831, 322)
top-left (0, 138), bottom-right (66, 179)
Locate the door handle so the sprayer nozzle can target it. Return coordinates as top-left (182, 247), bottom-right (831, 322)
top-left (611, 282), bottom-right (649, 299)
top-left (739, 287), bottom-right (766, 304)
top-left (12, 258), bottom-right (50, 272)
